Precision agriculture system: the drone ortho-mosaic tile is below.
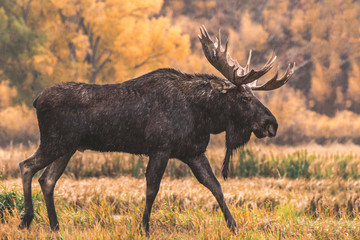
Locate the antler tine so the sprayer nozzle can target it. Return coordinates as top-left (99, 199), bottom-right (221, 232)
top-left (217, 29), bottom-right (221, 50)
top-left (198, 25), bottom-right (294, 89)
top-left (232, 51), bottom-right (277, 85)
top-left (198, 26), bottom-right (204, 40)
top-left (201, 25), bottom-right (211, 40)
top-left (224, 40), bottom-right (228, 53)
top-left (245, 50), bottom-right (252, 74)
top-left (251, 62), bottom-right (296, 91)
top-left (258, 51), bottom-right (277, 75)
top-left (202, 25), bottom-right (209, 36)
top-left (198, 25), bottom-right (208, 42)
top-left (198, 25), bottom-right (239, 81)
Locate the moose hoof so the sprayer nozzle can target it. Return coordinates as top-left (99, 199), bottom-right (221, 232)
top-left (228, 220), bottom-right (238, 233)
top-left (139, 223), bottom-right (150, 238)
top-left (18, 222), bottom-right (27, 230)
top-left (50, 223), bottom-right (60, 232)
top-left (18, 214), bottom-right (34, 229)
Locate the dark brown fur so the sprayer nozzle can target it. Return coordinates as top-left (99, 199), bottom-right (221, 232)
top-left (18, 68), bottom-right (277, 235)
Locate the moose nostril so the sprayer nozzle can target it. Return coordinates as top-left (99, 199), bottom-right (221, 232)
top-left (267, 124), bottom-right (277, 137)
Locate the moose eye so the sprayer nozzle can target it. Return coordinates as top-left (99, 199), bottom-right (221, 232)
top-left (241, 96), bottom-right (252, 103)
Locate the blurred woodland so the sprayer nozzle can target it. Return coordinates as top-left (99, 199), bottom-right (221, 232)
top-left (0, 0), bottom-right (359, 146)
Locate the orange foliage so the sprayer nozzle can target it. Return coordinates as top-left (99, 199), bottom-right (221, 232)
top-left (347, 64), bottom-right (360, 104)
top-left (1, 0), bottom-right (360, 145)
top-left (309, 62), bottom-right (332, 104)
top-left (240, 11), bottom-right (268, 51)
top-left (264, 87), bottom-right (360, 143)
top-left (0, 81), bottom-right (37, 145)
top-left (0, 81), bottom-right (17, 109)
top-left (262, 0), bottom-right (290, 39)
top-left (0, 104), bottom-right (38, 145)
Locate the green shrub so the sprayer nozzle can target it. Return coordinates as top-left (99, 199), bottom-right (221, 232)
top-left (0, 186), bottom-right (42, 221)
top-left (0, 187), bottom-right (23, 220)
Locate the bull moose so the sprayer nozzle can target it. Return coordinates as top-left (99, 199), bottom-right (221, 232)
top-left (18, 25), bottom-right (294, 235)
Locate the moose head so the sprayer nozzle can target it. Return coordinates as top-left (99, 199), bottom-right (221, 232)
top-left (198, 25), bottom-right (295, 179)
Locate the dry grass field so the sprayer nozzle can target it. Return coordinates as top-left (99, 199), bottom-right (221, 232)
top-left (1, 143), bottom-right (360, 239)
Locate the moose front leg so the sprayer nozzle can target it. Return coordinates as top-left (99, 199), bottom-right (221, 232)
top-left (141, 151), bottom-right (169, 237)
top-left (186, 153), bottom-right (237, 232)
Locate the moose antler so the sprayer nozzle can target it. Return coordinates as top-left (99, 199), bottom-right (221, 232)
top-left (198, 25), bottom-right (295, 90)
top-left (250, 62), bottom-right (295, 90)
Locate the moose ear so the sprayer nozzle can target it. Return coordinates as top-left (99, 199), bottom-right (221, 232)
top-left (210, 79), bottom-right (236, 93)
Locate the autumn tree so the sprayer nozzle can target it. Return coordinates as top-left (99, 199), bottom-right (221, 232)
top-left (0, 0), bottom-right (194, 145)
top-left (45, 0), bottom-right (191, 85)
top-left (0, 0), bottom-right (192, 97)
top-left (293, 0), bottom-right (360, 115)
top-left (1, 0), bottom-right (360, 145)
top-left (0, 0), bottom-right (44, 103)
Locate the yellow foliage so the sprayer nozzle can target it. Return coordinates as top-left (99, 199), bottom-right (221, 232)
top-left (226, 28), bottom-right (247, 67)
top-left (347, 63), bottom-right (360, 103)
top-left (240, 11), bottom-right (268, 51)
top-left (310, 62), bottom-right (332, 104)
top-left (329, 51), bottom-right (341, 73)
top-left (50, 0), bottom-right (92, 16)
top-left (39, 0), bottom-right (189, 84)
top-left (33, 48), bottom-right (57, 76)
top-left (306, 3), bottom-right (326, 41)
top-left (290, 9), bottom-right (306, 42)
top-left (0, 8), bottom-right (8, 31)
top-left (265, 87), bottom-right (360, 140)
top-left (2, 0), bottom-right (360, 145)
top-left (343, 0), bottom-right (360, 41)
top-left (334, 86), bottom-right (344, 107)
top-left (194, 0), bottom-right (216, 10)
top-left (167, 0), bottom-right (184, 12)
top-left (51, 61), bottom-right (90, 84)
top-left (311, 111), bottom-right (360, 138)
top-left (264, 87), bottom-right (308, 138)
top-left (113, 16), bottom-right (190, 81)
top-left (0, 104), bottom-right (38, 143)
top-left (71, 33), bottom-right (89, 60)
top-left (0, 81), bottom-right (17, 109)
top-left (84, 0), bottom-right (164, 35)
top-left (305, 0), bottom-right (360, 67)
top-left (262, 0), bottom-right (290, 38)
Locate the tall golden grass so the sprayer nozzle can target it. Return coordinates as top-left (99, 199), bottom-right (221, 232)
top-left (1, 175), bottom-right (360, 239)
top-left (0, 144), bottom-right (359, 238)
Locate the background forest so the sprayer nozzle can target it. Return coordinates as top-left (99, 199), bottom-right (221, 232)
top-left (2, 1), bottom-right (360, 239)
top-left (0, 0), bottom-right (359, 146)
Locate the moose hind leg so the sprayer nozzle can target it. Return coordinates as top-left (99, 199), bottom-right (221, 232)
top-left (186, 154), bottom-right (237, 232)
top-left (38, 152), bottom-right (74, 231)
top-left (142, 151), bottom-right (169, 237)
top-left (18, 149), bottom-right (59, 229)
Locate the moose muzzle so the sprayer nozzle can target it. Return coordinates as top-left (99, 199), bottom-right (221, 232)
top-left (253, 118), bottom-right (278, 138)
